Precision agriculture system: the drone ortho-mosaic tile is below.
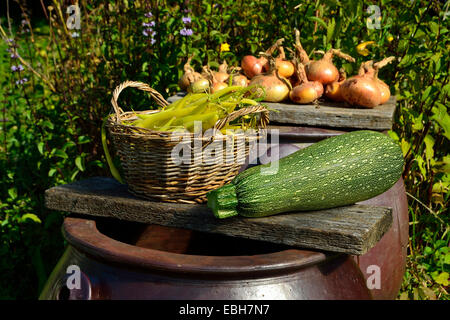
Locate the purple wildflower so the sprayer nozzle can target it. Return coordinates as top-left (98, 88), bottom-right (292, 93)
top-left (5, 38), bottom-right (14, 43)
top-left (183, 8), bottom-right (191, 13)
top-left (16, 78), bottom-right (28, 85)
top-left (10, 52), bottom-right (19, 59)
top-left (11, 65), bottom-right (24, 72)
top-left (180, 28), bottom-right (193, 36)
top-left (150, 38), bottom-right (156, 45)
top-left (71, 32), bottom-right (80, 38)
top-left (182, 16), bottom-right (191, 24)
top-left (142, 21), bottom-right (155, 27)
top-left (143, 28), bottom-right (156, 37)
top-left (144, 12), bottom-right (153, 18)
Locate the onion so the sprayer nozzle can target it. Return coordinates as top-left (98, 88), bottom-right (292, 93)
top-left (178, 56), bottom-right (204, 91)
top-left (274, 46), bottom-right (295, 78)
top-left (305, 49), bottom-right (355, 85)
top-left (203, 65), bottom-right (228, 93)
top-left (188, 78), bottom-right (210, 93)
top-left (372, 57), bottom-right (395, 104)
top-left (241, 38), bottom-right (284, 79)
top-left (214, 60), bottom-right (230, 83)
top-left (377, 80), bottom-right (391, 104)
top-left (241, 55), bottom-right (265, 79)
top-left (292, 29), bottom-right (355, 85)
top-left (325, 68), bottom-right (346, 102)
top-left (289, 61), bottom-right (323, 104)
top-left (340, 57), bottom-right (394, 108)
top-left (230, 71), bottom-right (249, 87)
top-left (249, 54), bottom-right (291, 102)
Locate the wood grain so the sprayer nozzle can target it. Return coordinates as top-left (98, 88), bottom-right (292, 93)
top-left (45, 177), bottom-right (393, 255)
top-left (167, 93), bottom-right (396, 130)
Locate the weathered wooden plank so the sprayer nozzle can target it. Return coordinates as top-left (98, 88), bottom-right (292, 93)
top-left (45, 177), bottom-right (392, 255)
top-left (266, 97), bottom-right (396, 130)
top-left (167, 93), bottom-right (396, 130)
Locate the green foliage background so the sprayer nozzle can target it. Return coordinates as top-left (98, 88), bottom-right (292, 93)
top-left (0, 0), bottom-right (448, 299)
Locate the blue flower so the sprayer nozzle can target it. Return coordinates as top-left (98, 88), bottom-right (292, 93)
top-left (16, 78), bottom-right (28, 85)
top-left (182, 16), bottom-right (191, 24)
top-left (180, 28), bottom-right (193, 36)
top-left (11, 65), bottom-right (24, 72)
top-left (142, 21), bottom-right (155, 27)
top-left (143, 29), bottom-right (156, 37)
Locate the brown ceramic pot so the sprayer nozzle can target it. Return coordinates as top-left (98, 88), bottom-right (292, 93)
top-left (40, 217), bottom-right (372, 300)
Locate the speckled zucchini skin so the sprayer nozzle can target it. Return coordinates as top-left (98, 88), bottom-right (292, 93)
top-left (229, 130), bottom-right (404, 217)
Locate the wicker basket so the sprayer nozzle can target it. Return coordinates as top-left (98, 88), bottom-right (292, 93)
top-left (106, 81), bottom-right (269, 204)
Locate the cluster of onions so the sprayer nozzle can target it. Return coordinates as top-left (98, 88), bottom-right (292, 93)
top-left (241, 38), bottom-right (284, 79)
top-left (248, 53), bottom-right (291, 102)
top-left (178, 56), bottom-right (204, 91)
top-left (202, 65), bottom-right (229, 93)
top-left (179, 32), bottom-right (394, 109)
top-left (289, 59), bottom-right (323, 104)
top-left (340, 57), bottom-right (395, 108)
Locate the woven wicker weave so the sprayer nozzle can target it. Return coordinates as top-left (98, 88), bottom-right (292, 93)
top-left (106, 81), bottom-right (269, 203)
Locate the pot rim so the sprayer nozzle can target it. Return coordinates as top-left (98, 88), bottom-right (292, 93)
top-left (63, 217), bottom-right (332, 277)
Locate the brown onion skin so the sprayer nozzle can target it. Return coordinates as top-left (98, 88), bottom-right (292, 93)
top-left (305, 60), bottom-right (339, 85)
top-left (231, 74), bottom-right (249, 87)
top-left (241, 55), bottom-right (266, 79)
top-left (214, 71), bottom-right (229, 83)
top-left (376, 79), bottom-right (390, 104)
top-left (276, 59), bottom-right (295, 78)
top-left (325, 82), bottom-right (345, 102)
top-left (289, 83), bottom-right (321, 104)
top-left (179, 71), bottom-right (203, 91)
top-left (211, 82), bottom-right (228, 93)
top-left (340, 75), bottom-right (382, 108)
top-left (249, 74), bottom-right (290, 102)
top-left (263, 58), bottom-right (295, 78)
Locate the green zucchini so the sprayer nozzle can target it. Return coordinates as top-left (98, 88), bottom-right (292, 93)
top-left (207, 130), bottom-right (404, 219)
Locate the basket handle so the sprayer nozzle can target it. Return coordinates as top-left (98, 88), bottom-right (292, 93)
top-left (214, 104), bottom-right (269, 131)
top-left (111, 81), bottom-right (169, 123)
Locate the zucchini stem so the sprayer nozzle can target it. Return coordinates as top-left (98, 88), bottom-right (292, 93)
top-left (207, 183), bottom-right (239, 219)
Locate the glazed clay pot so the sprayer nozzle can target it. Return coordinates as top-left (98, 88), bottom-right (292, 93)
top-left (40, 218), bottom-right (371, 300)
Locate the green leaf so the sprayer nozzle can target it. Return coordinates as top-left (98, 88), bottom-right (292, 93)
top-left (75, 156), bottom-right (85, 172)
top-left (421, 86), bottom-right (432, 102)
top-left (53, 149), bottom-right (68, 159)
top-left (433, 272), bottom-right (449, 286)
top-left (37, 142), bottom-right (44, 155)
top-left (444, 253), bottom-right (450, 265)
top-left (423, 134), bottom-right (435, 166)
top-left (431, 103), bottom-right (450, 139)
top-left (20, 214), bottom-right (42, 224)
top-left (48, 168), bottom-right (57, 177)
top-left (400, 138), bottom-right (411, 157)
top-left (424, 246), bottom-right (433, 256)
top-left (78, 136), bottom-right (91, 144)
top-left (412, 114), bottom-right (424, 132)
top-left (308, 16), bottom-right (328, 29)
top-left (387, 130), bottom-right (399, 142)
top-left (8, 188), bottom-right (17, 200)
top-left (327, 18), bottom-right (336, 44)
